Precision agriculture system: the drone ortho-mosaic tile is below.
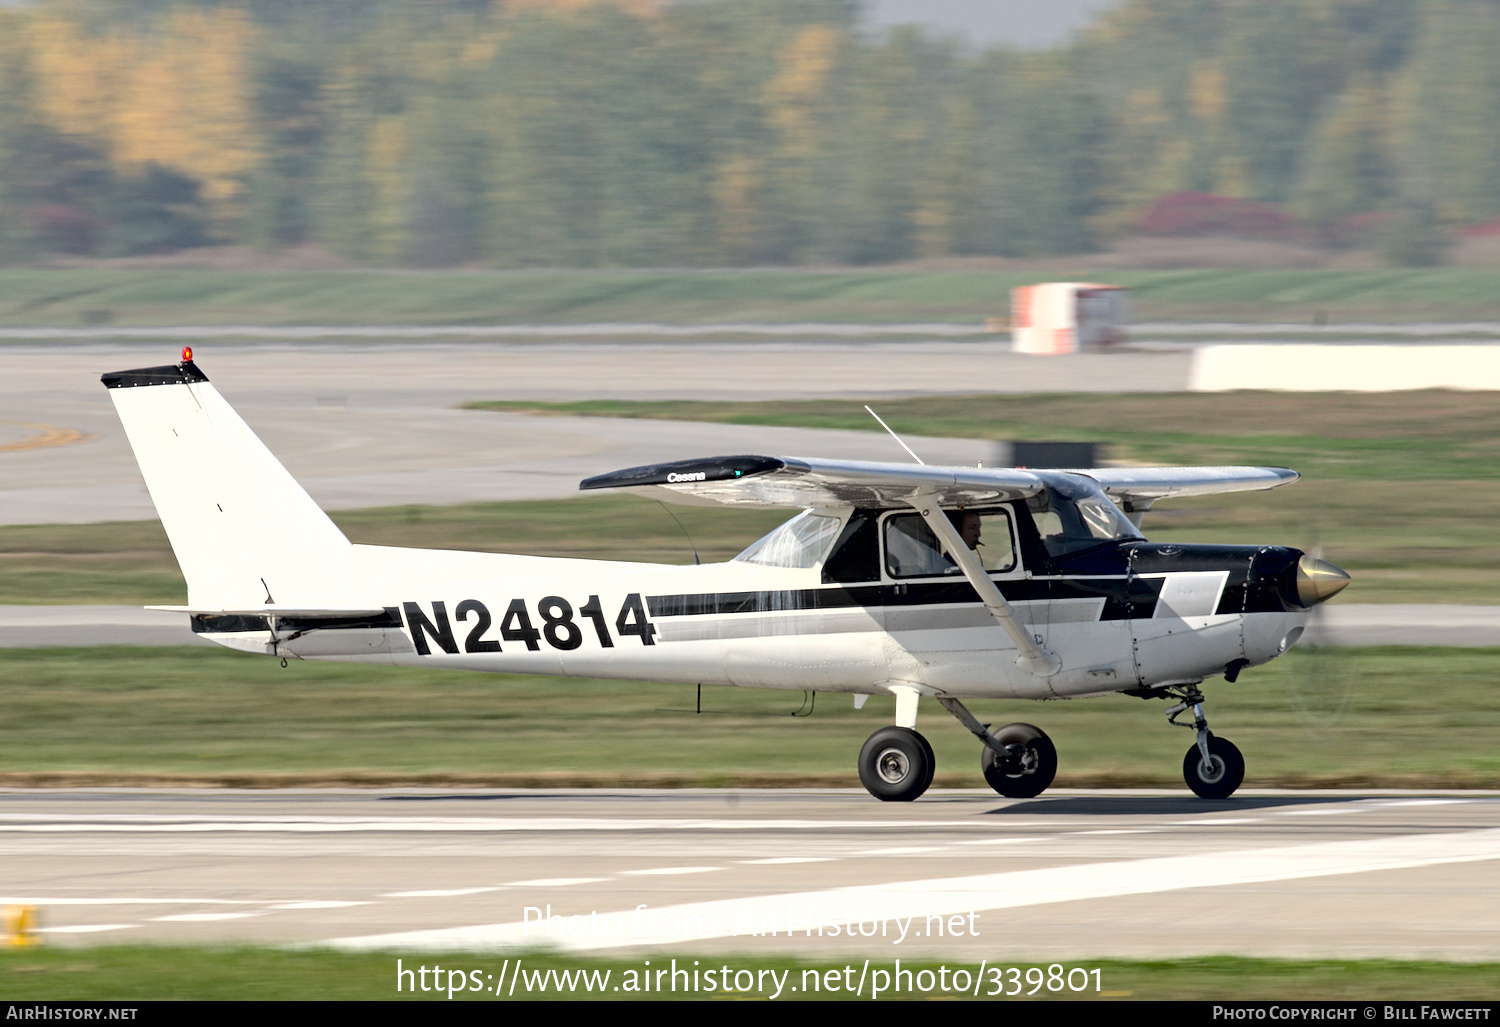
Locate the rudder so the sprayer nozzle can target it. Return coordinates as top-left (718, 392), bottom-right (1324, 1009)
top-left (103, 359), bottom-right (351, 610)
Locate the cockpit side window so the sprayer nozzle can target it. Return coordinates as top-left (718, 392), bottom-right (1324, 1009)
top-left (821, 511), bottom-right (881, 584)
top-left (882, 509), bottom-right (1016, 579)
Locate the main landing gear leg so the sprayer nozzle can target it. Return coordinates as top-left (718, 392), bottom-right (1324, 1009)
top-left (1164, 685), bottom-right (1245, 799)
top-left (936, 697), bottom-right (1057, 799)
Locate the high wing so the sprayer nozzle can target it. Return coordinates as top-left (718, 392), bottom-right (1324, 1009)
top-left (580, 455), bottom-right (1298, 510)
top-left (580, 455), bottom-right (1047, 509)
top-left (1070, 466), bottom-right (1299, 516)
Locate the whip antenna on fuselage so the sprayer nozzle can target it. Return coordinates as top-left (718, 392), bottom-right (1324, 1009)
top-left (656, 500), bottom-right (701, 565)
top-left (864, 405), bottom-right (924, 465)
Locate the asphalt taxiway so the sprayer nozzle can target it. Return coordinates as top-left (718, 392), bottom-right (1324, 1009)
top-left (2, 788), bottom-right (1496, 960)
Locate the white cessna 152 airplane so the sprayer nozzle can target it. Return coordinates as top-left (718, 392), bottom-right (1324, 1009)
top-left (104, 352), bottom-right (1350, 802)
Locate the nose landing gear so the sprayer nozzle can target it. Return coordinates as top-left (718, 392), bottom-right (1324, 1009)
top-left (1164, 685), bottom-right (1245, 799)
top-left (1182, 733), bottom-right (1245, 799)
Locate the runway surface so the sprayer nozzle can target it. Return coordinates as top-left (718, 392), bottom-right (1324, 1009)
top-left (2, 788), bottom-right (1496, 961)
top-left (0, 340), bottom-right (1190, 525)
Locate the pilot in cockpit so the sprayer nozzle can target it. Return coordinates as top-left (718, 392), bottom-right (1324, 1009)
top-left (952, 510), bottom-right (982, 553)
top-left (941, 510), bottom-right (983, 572)
top-left (888, 510), bottom-right (972, 576)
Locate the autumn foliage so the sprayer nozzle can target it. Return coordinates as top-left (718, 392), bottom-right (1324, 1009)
top-left (1, 0), bottom-right (1498, 266)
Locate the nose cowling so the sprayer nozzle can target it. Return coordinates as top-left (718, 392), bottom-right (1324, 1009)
top-left (1295, 555), bottom-right (1351, 607)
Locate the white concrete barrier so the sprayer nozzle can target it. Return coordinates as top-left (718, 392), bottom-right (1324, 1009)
top-left (1190, 344), bottom-right (1500, 391)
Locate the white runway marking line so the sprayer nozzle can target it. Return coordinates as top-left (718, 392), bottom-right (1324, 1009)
top-left (620, 867), bottom-right (722, 876)
top-left (36, 925), bottom-right (136, 935)
top-left (2, 896), bottom-right (368, 912)
top-left (386, 875), bottom-right (663, 896)
top-left (1168, 819), bottom-right (1259, 826)
top-left (0, 815), bottom-right (981, 833)
top-left (739, 857), bottom-right (835, 865)
top-left (151, 912), bottom-right (263, 922)
top-left (0, 897), bottom-right (261, 906)
top-left (501, 878), bottom-right (608, 888)
top-left (326, 827), bottom-right (1500, 953)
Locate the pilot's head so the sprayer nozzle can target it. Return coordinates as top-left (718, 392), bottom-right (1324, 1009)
top-left (948, 510), bottom-right (982, 550)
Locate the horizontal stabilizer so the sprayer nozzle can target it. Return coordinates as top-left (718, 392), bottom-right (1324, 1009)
top-left (165, 605), bottom-right (413, 657)
top-left (148, 605), bottom-right (393, 619)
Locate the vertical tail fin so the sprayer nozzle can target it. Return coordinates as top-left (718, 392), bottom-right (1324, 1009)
top-left (103, 359), bottom-right (351, 609)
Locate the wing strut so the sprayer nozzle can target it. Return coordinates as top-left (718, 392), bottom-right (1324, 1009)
top-left (914, 494), bottom-right (1061, 677)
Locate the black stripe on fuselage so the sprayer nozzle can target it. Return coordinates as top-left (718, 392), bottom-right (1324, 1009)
top-left (646, 576), bottom-right (1163, 623)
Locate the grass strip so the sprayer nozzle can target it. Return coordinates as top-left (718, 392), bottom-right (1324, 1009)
top-left (8, 268), bottom-right (1500, 327)
top-left (1, 947), bottom-right (1496, 1000)
top-left (1, 646), bottom-right (1496, 788)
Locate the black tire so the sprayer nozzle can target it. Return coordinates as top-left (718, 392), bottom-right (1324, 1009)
top-left (915, 730), bottom-right (937, 795)
top-left (859, 726), bottom-right (935, 801)
top-left (980, 723), bottom-right (1057, 798)
top-left (1183, 734), bottom-right (1245, 799)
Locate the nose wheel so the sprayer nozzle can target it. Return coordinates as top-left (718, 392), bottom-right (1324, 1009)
top-left (1164, 685), bottom-right (1246, 798)
top-left (1182, 733), bottom-right (1244, 799)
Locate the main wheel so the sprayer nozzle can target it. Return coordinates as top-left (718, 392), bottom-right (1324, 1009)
top-left (859, 726), bottom-right (935, 801)
top-left (980, 723), bottom-right (1057, 798)
top-left (1183, 734), bottom-right (1245, 799)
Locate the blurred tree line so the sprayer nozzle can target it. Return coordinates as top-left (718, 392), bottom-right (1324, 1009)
top-left (1, 0), bottom-right (1498, 266)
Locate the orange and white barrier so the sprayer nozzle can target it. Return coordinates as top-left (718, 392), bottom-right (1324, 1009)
top-left (1012, 283), bottom-right (1127, 355)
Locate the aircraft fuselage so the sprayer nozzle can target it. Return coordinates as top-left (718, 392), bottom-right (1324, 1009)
top-left (192, 530), bottom-right (1311, 702)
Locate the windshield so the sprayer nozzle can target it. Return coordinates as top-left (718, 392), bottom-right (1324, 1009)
top-left (734, 511), bottom-right (843, 569)
top-left (1027, 475), bottom-right (1143, 558)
